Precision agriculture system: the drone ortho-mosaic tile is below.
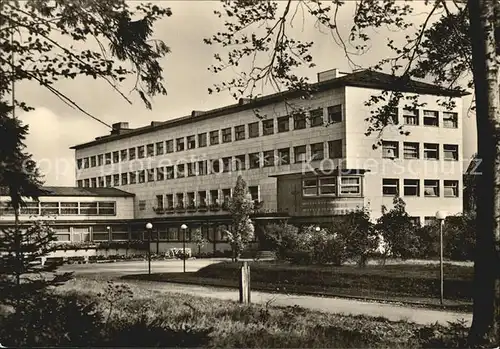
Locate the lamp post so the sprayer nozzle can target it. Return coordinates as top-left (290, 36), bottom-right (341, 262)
top-left (106, 226), bottom-right (111, 241)
top-left (146, 222), bottom-right (153, 275)
top-left (435, 210), bottom-right (447, 306)
top-left (315, 226), bottom-right (321, 232)
top-left (181, 224), bottom-right (187, 273)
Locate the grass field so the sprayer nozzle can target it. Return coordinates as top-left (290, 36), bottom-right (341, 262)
top-left (125, 261), bottom-right (474, 310)
top-left (54, 278), bottom-right (465, 348)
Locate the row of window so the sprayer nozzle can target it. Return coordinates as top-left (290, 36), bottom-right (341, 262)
top-left (0, 201), bottom-right (117, 216)
top-left (399, 109), bottom-right (458, 128)
top-left (51, 224), bottom-right (239, 243)
top-left (382, 141), bottom-right (459, 161)
top-left (76, 140), bottom-right (343, 188)
top-left (152, 186), bottom-right (260, 211)
top-left (76, 105), bottom-right (344, 170)
top-left (382, 178), bottom-right (459, 197)
top-left (302, 176), bottom-right (362, 197)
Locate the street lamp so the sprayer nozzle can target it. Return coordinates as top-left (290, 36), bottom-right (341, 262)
top-left (106, 226), bottom-right (111, 240)
top-left (181, 224), bottom-right (188, 272)
top-left (435, 210), bottom-right (447, 306)
top-left (315, 226), bottom-right (321, 232)
top-left (146, 222), bottom-right (153, 275)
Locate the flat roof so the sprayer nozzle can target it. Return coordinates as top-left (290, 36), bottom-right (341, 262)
top-left (0, 186), bottom-right (135, 198)
top-left (71, 70), bottom-right (470, 150)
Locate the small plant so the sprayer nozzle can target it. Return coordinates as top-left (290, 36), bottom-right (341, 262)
top-left (97, 281), bottom-right (134, 328)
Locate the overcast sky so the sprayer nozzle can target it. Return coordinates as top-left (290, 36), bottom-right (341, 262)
top-left (16, 1), bottom-right (476, 186)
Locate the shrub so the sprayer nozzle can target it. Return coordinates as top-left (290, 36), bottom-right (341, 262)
top-left (443, 213), bottom-right (476, 261)
top-left (416, 320), bottom-right (470, 348)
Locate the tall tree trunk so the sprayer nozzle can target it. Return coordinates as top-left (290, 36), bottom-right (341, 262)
top-left (468, 0), bottom-right (500, 345)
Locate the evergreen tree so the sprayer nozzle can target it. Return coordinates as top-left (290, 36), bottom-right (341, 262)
top-left (226, 176), bottom-right (255, 261)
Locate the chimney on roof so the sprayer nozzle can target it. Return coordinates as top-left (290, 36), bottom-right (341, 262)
top-left (150, 121), bottom-right (162, 127)
top-left (191, 110), bottom-right (205, 117)
top-left (110, 122), bottom-right (130, 135)
top-left (317, 68), bottom-right (347, 82)
top-left (239, 98), bottom-right (252, 105)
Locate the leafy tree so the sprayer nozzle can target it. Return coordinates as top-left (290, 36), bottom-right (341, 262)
top-left (226, 176), bottom-right (255, 261)
top-left (444, 213), bottom-right (476, 262)
top-left (376, 196), bottom-right (420, 262)
top-left (206, 0), bottom-right (499, 343)
top-left (191, 228), bottom-right (208, 257)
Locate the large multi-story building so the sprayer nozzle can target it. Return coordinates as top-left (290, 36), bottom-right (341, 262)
top-left (1, 68), bottom-right (467, 255)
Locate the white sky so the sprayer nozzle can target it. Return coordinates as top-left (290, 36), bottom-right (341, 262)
top-left (16, 1), bottom-right (476, 186)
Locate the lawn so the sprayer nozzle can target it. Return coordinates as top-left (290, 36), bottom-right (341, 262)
top-left (51, 278), bottom-right (464, 348)
top-left (125, 261), bottom-right (474, 310)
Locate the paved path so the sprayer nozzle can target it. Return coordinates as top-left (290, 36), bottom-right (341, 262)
top-left (119, 279), bottom-right (472, 326)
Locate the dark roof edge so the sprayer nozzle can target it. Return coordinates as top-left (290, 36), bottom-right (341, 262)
top-left (71, 72), bottom-right (470, 150)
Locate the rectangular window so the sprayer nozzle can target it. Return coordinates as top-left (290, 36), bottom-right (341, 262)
top-left (176, 137), bottom-right (185, 151)
top-left (156, 167), bottom-right (164, 181)
top-left (383, 178), bottom-right (399, 196)
top-left (278, 116), bottom-right (290, 133)
top-left (248, 186), bottom-right (259, 201)
top-left (444, 180), bottom-right (459, 197)
top-left (147, 144), bottom-right (154, 157)
top-left (121, 173), bottom-right (128, 185)
top-left (423, 110), bottom-right (439, 127)
top-left (235, 155), bottom-right (246, 170)
top-left (105, 175), bottom-right (112, 187)
top-left (137, 146), bottom-right (145, 159)
top-left (112, 151), bottom-right (119, 163)
top-left (443, 112), bottom-right (458, 128)
top-left (91, 178), bottom-right (97, 188)
top-left (310, 108), bottom-right (324, 127)
top-left (319, 177), bottom-right (336, 195)
top-left (403, 108), bottom-right (419, 125)
top-left (263, 150), bottom-right (275, 167)
top-left (41, 202), bottom-right (59, 215)
top-left (293, 113), bottom-right (306, 130)
top-left (198, 191), bottom-right (208, 207)
top-left (98, 154), bottom-right (104, 166)
top-left (262, 119), bottom-right (274, 135)
top-left (80, 202), bottom-right (98, 215)
top-left (98, 177), bottom-right (105, 187)
top-left (147, 169), bottom-right (155, 182)
top-left (424, 217), bottom-right (437, 226)
top-left (128, 148), bottom-right (136, 160)
top-left (198, 133), bottom-right (207, 147)
top-left (187, 162), bottom-right (196, 176)
top-left (98, 202), bottom-right (115, 215)
top-left (113, 174), bottom-right (120, 186)
top-left (166, 140), bottom-right (174, 153)
top-left (382, 141), bottom-right (399, 159)
top-left (328, 140), bottom-right (343, 159)
top-left (327, 105), bottom-right (342, 123)
top-left (197, 161), bottom-right (207, 175)
top-left (156, 141), bottom-right (164, 155)
top-left (210, 130), bottom-right (219, 145)
top-left (249, 152), bottom-right (260, 169)
top-left (138, 170), bottom-right (145, 183)
top-left (340, 177), bottom-right (361, 195)
top-left (277, 148), bottom-right (290, 165)
top-left (235, 125), bottom-right (245, 140)
top-left (77, 159), bottom-right (83, 170)
top-left (222, 189), bottom-right (231, 205)
top-left (444, 144), bottom-right (459, 161)
top-left (129, 172), bottom-right (137, 184)
top-left (310, 142), bottom-right (324, 161)
top-left (211, 159), bottom-right (220, 174)
top-left (166, 194), bottom-right (174, 209)
top-left (424, 143), bottom-right (439, 160)
top-left (105, 153), bottom-right (112, 164)
top-left (389, 107), bottom-right (399, 124)
top-left (176, 164), bottom-right (185, 178)
top-left (294, 145), bottom-right (307, 163)
top-left (90, 156), bottom-right (97, 167)
top-left (424, 179), bottom-right (440, 197)
top-left (302, 178), bottom-right (318, 196)
top-left (84, 179), bottom-right (90, 188)
top-left (222, 128), bottom-right (232, 143)
top-left (138, 200), bottom-right (146, 211)
top-left (248, 122), bottom-right (259, 138)
top-left (166, 166), bottom-right (174, 179)
top-left (156, 195), bottom-right (164, 210)
top-left (403, 142), bottom-right (419, 159)
top-left (187, 135), bottom-right (196, 149)
top-left (210, 190), bottom-right (219, 205)
top-left (185, 192), bottom-right (195, 209)
top-left (120, 149), bottom-right (128, 162)
top-left (60, 202), bottom-right (78, 215)
top-left (176, 193), bottom-right (184, 209)
top-left (222, 157), bottom-right (232, 172)
top-left (404, 179), bottom-right (420, 196)
top-left (77, 180), bottom-right (83, 187)
top-left (83, 158), bottom-right (89, 169)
